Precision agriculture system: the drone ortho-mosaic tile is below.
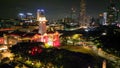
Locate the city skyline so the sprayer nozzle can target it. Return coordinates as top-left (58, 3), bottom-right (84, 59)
top-left (0, 0), bottom-right (111, 20)
top-left (0, 0), bottom-right (120, 68)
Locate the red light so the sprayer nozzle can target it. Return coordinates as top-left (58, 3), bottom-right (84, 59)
top-left (31, 51), bottom-right (35, 55)
top-left (0, 38), bottom-right (4, 44)
top-left (30, 46), bottom-right (43, 55)
top-left (38, 49), bottom-right (42, 53)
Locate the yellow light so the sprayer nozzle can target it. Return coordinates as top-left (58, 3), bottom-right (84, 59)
top-left (45, 43), bottom-right (49, 48)
top-left (38, 17), bottom-right (47, 22)
top-left (72, 34), bottom-right (82, 39)
top-left (99, 14), bottom-right (103, 17)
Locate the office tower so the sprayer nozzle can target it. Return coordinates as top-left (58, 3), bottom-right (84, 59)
top-left (79, 0), bottom-right (89, 27)
top-left (37, 9), bottom-right (47, 34)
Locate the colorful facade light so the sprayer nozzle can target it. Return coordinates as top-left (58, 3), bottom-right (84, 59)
top-left (31, 32), bottom-right (60, 48)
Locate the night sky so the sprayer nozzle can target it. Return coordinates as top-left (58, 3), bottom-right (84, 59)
top-left (0, 0), bottom-right (110, 20)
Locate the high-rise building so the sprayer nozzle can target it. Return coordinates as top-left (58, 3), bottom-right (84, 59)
top-left (79, 0), bottom-right (89, 27)
top-left (107, 0), bottom-right (119, 23)
top-left (103, 12), bottom-right (108, 25)
top-left (37, 9), bottom-right (45, 21)
top-left (37, 9), bottom-right (47, 34)
top-left (71, 7), bottom-right (77, 20)
top-left (26, 12), bottom-right (33, 19)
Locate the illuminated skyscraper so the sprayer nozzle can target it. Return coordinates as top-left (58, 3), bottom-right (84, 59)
top-left (37, 9), bottom-right (40, 21)
top-left (37, 9), bottom-right (45, 21)
top-left (37, 9), bottom-right (47, 34)
top-left (103, 12), bottom-right (108, 25)
top-left (79, 0), bottom-right (89, 27)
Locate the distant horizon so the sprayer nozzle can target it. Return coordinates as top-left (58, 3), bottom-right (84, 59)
top-left (0, 0), bottom-right (112, 20)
